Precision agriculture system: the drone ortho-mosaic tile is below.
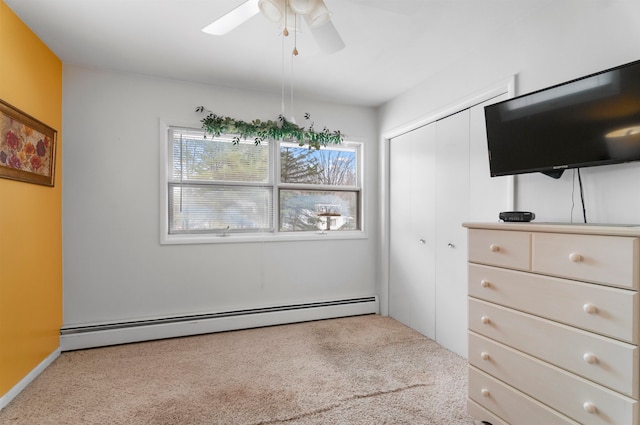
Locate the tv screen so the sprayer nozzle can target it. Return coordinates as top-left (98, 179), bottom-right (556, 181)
top-left (485, 59), bottom-right (640, 178)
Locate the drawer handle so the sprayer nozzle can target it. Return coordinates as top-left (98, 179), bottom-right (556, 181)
top-left (480, 279), bottom-right (491, 288)
top-left (480, 388), bottom-right (490, 397)
top-left (583, 402), bottom-right (597, 414)
top-left (583, 353), bottom-right (598, 364)
top-left (489, 244), bottom-right (500, 252)
top-left (569, 252), bottom-right (583, 262)
top-left (480, 352), bottom-right (490, 361)
top-left (583, 303), bottom-right (598, 315)
top-left (480, 316), bottom-right (491, 325)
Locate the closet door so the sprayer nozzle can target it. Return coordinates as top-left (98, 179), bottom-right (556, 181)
top-left (388, 95), bottom-right (511, 357)
top-left (389, 123), bottom-right (436, 339)
top-left (434, 109), bottom-right (470, 358)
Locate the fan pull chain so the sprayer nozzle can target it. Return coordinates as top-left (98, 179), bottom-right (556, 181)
top-left (290, 37), bottom-right (295, 122)
top-left (281, 27), bottom-right (286, 116)
top-left (283, 0), bottom-right (289, 36)
top-left (293, 14), bottom-right (299, 56)
top-left (278, 0), bottom-right (296, 122)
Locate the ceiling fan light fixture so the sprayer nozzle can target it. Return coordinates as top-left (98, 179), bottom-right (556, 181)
top-left (258, 0), bottom-right (285, 23)
top-left (307, 0), bottom-right (331, 28)
top-left (289, 0), bottom-right (315, 15)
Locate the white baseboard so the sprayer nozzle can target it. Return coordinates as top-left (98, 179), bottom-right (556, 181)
top-left (61, 296), bottom-right (379, 351)
top-left (0, 348), bottom-right (60, 411)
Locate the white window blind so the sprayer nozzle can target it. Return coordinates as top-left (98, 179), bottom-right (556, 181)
top-left (168, 128), bottom-right (273, 234)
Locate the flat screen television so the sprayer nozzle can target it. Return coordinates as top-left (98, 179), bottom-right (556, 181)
top-left (485, 59), bottom-right (640, 178)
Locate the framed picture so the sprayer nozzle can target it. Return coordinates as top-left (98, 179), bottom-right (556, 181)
top-left (0, 99), bottom-right (57, 187)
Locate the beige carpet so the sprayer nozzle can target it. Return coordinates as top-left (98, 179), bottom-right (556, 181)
top-left (0, 315), bottom-right (475, 425)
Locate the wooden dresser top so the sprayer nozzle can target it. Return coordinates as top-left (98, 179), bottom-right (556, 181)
top-left (463, 222), bottom-right (640, 237)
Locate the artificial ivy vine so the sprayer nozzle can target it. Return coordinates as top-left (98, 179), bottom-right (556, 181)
top-left (196, 106), bottom-right (343, 148)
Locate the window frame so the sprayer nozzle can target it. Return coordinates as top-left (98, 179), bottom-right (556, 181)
top-left (160, 121), bottom-right (366, 244)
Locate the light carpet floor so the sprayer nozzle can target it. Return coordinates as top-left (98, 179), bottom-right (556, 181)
top-left (0, 315), bottom-right (476, 424)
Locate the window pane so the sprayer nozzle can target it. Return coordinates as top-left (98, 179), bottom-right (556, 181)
top-left (169, 184), bottom-right (273, 234)
top-left (280, 143), bottom-right (357, 186)
top-left (171, 129), bottom-right (270, 183)
top-left (279, 189), bottom-right (358, 232)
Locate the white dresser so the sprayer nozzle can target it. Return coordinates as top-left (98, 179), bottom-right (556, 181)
top-left (463, 222), bottom-right (640, 425)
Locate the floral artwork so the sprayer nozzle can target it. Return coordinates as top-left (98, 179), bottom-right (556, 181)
top-left (0, 99), bottom-right (56, 186)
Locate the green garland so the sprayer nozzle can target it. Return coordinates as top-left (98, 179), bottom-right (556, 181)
top-left (196, 106), bottom-right (343, 148)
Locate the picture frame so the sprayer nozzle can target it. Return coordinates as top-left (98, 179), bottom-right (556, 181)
top-left (0, 99), bottom-right (57, 187)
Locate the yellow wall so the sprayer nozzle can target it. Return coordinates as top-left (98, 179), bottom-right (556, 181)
top-left (0, 0), bottom-right (62, 397)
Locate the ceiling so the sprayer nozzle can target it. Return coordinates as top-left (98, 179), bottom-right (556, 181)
top-left (5, 0), bottom-right (552, 107)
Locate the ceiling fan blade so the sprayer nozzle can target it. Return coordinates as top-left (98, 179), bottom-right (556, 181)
top-left (202, 0), bottom-right (260, 35)
top-left (308, 20), bottom-right (345, 54)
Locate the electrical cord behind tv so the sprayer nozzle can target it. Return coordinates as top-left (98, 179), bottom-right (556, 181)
top-left (572, 168), bottom-right (588, 223)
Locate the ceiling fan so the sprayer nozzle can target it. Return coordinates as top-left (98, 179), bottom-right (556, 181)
top-left (202, 0), bottom-right (345, 54)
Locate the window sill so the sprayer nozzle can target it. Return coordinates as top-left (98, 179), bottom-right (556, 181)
top-left (160, 230), bottom-right (368, 245)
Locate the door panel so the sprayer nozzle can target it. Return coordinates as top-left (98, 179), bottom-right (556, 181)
top-left (389, 130), bottom-right (414, 327)
top-left (435, 109), bottom-right (470, 357)
top-left (389, 123), bottom-right (436, 339)
top-left (410, 124), bottom-right (437, 338)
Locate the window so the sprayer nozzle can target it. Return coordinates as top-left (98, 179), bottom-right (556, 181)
top-left (163, 126), bottom-right (362, 242)
top-left (279, 142), bottom-right (359, 232)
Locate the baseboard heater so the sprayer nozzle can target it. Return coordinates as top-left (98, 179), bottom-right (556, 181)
top-left (60, 296), bottom-right (378, 351)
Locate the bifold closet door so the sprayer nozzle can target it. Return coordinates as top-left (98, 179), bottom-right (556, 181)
top-left (389, 95), bottom-right (510, 357)
top-left (389, 122), bottom-right (437, 340)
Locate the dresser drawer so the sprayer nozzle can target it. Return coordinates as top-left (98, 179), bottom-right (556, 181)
top-left (468, 399), bottom-right (511, 425)
top-left (469, 332), bottom-right (638, 425)
top-left (469, 367), bottom-right (580, 425)
top-left (469, 299), bottom-right (638, 398)
top-left (468, 263), bottom-right (638, 343)
top-left (532, 232), bottom-right (639, 289)
top-left (468, 229), bottom-right (531, 271)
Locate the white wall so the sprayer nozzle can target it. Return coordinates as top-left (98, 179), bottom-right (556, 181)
top-left (62, 66), bottom-right (378, 327)
top-left (379, 0), bottom-right (640, 224)
top-left (63, 1), bottom-right (640, 329)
